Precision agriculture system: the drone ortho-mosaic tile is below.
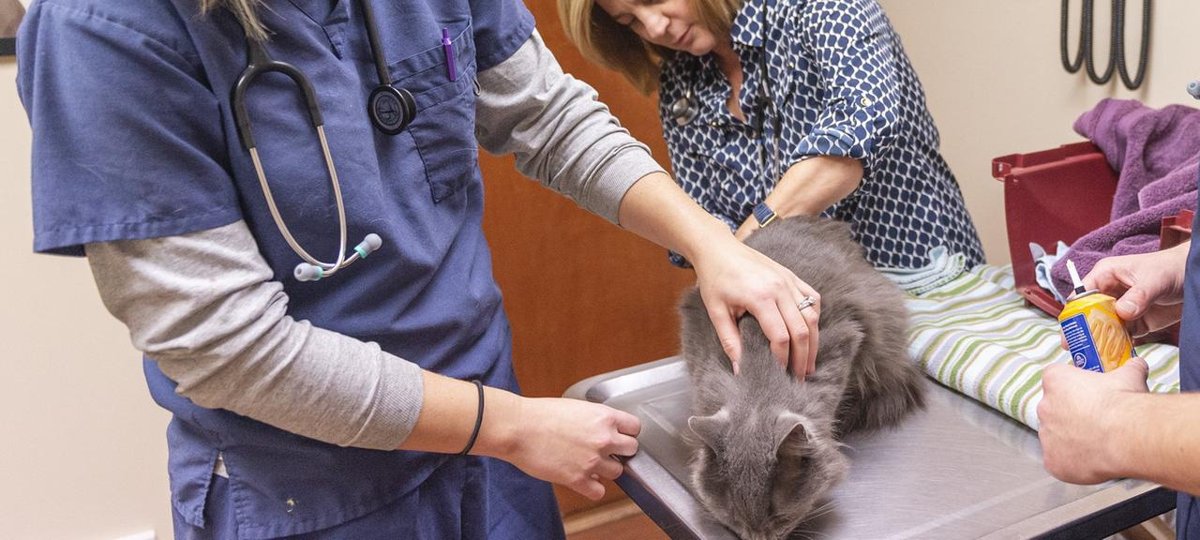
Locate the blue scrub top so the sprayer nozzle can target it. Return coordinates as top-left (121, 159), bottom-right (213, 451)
top-left (18, 0), bottom-right (545, 536)
top-left (1177, 195), bottom-right (1200, 539)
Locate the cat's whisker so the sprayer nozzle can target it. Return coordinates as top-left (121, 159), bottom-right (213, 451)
top-left (803, 501), bottom-right (836, 521)
top-left (788, 529), bottom-right (830, 540)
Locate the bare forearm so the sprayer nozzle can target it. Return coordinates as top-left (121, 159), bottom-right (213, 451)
top-left (1110, 392), bottom-right (1200, 494)
top-left (400, 371), bottom-right (520, 456)
top-left (616, 171), bottom-right (740, 264)
top-left (765, 156), bottom-right (863, 218)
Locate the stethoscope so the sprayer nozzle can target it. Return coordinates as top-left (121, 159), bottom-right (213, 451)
top-left (669, 89), bottom-right (699, 127)
top-left (669, 4), bottom-right (782, 184)
top-left (231, 0), bottom-right (414, 282)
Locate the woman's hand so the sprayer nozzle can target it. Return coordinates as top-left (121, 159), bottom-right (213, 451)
top-left (1083, 241), bottom-right (1189, 337)
top-left (691, 236), bottom-right (821, 378)
top-left (612, 172), bottom-right (820, 377)
top-left (483, 395), bottom-right (640, 501)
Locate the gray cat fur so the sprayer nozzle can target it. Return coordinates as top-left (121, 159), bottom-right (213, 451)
top-left (679, 216), bottom-right (925, 540)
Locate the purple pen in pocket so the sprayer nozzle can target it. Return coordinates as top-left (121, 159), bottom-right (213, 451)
top-left (441, 28), bottom-right (457, 82)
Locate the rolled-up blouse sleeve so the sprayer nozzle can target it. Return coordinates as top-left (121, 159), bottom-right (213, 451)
top-left (792, 0), bottom-right (899, 167)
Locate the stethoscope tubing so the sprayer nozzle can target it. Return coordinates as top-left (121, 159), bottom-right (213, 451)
top-left (247, 134), bottom-right (352, 274)
top-left (670, 4), bottom-right (783, 185)
top-left (756, 3), bottom-right (782, 185)
top-left (233, 48), bottom-right (325, 150)
top-left (232, 24), bottom-right (358, 278)
top-left (225, 3), bottom-right (398, 283)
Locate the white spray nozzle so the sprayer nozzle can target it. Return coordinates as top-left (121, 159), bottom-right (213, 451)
top-left (1066, 259), bottom-right (1087, 295)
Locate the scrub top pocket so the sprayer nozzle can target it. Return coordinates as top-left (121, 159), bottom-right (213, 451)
top-left (388, 22), bottom-right (479, 203)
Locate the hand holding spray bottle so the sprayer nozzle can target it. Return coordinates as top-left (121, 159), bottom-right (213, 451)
top-left (1057, 260), bottom-right (1136, 372)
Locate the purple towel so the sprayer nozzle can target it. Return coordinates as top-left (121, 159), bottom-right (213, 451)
top-left (1050, 99), bottom-right (1200, 298)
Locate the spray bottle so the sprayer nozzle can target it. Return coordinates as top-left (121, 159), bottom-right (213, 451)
top-left (1057, 260), bottom-right (1136, 372)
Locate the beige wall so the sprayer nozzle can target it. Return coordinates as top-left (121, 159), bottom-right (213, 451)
top-left (879, 0), bottom-right (1197, 264)
top-left (0, 57), bottom-right (174, 538)
top-left (1, 1), bottom-right (1196, 538)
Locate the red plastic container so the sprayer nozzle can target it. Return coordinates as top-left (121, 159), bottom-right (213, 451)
top-left (1162, 209), bottom-right (1195, 250)
top-left (992, 142), bottom-right (1117, 317)
top-left (992, 142), bottom-right (1189, 345)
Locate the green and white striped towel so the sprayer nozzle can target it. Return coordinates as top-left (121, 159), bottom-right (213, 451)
top-left (905, 264), bottom-right (1180, 430)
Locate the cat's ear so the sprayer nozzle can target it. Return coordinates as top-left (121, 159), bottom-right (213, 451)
top-left (687, 408), bottom-right (730, 448)
top-left (774, 411), bottom-right (814, 457)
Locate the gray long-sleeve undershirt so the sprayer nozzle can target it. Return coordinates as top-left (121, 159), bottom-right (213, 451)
top-left (84, 31), bottom-right (665, 451)
top-left (474, 32), bottom-right (663, 221)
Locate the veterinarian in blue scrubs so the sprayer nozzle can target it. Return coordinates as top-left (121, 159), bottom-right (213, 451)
top-left (17, 0), bottom-right (821, 537)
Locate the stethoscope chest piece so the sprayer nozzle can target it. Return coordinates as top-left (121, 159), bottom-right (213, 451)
top-left (368, 84), bottom-right (417, 135)
top-left (670, 93), bottom-right (698, 127)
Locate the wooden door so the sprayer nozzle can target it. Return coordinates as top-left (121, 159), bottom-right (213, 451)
top-left (479, 5), bottom-right (695, 517)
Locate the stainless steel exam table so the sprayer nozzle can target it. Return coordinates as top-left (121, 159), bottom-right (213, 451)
top-left (565, 357), bottom-right (1175, 540)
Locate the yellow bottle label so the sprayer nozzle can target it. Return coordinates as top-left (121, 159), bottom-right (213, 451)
top-left (1057, 292), bottom-right (1134, 372)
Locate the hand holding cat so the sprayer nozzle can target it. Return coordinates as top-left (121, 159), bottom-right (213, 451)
top-left (691, 236), bottom-right (822, 377)
top-left (1036, 356), bottom-right (1149, 484)
top-left (611, 173), bottom-right (821, 376)
top-left (497, 397), bottom-right (640, 500)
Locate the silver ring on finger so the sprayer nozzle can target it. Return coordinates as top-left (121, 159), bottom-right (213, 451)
top-left (797, 295), bottom-right (816, 312)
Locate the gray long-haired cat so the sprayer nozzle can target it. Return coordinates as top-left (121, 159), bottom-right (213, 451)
top-left (680, 216), bottom-right (925, 540)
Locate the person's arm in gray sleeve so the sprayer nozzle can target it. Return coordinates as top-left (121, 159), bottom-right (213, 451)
top-left (85, 220), bottom-right (650, 501)
top-left (84, 220), bottom-right (423, 451)
top-left (474, 29), bottom-right (666, 224)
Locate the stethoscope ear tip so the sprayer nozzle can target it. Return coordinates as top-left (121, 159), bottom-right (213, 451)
top-left (295, 263), bottom-right (324, 282)
top-left (363, 233), bottom-right (383, 252)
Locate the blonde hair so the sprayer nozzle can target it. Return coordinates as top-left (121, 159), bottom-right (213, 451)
top-left (557, 0), bottom-right (741, 94)
top-left (200, 0), bottom-right (269, 42)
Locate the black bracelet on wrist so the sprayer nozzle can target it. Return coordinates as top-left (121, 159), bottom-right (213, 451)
top-left (459, 379), bottom-right (485, 456)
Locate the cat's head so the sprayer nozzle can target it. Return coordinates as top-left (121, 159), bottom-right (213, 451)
top-left (687, 407), bottom-right (848, 540)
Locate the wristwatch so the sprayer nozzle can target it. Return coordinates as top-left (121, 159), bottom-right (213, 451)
top-left (753, 202), bottom-right (778, 228)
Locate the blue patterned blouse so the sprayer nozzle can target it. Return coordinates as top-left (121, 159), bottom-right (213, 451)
top-left (658, 0), bottom-right (985, 269)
